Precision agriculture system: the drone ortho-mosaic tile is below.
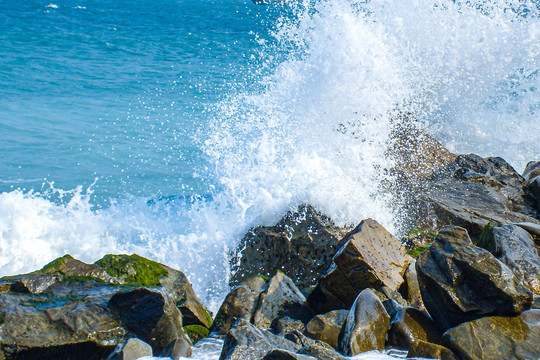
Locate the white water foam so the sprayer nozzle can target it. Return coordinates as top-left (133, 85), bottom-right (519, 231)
top-left (1, 0), bottom-right (539, 316)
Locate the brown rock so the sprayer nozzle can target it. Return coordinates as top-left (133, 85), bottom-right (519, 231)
top-left (387, 307), bottom-right (441, 350)
top-left (408, 340), bottom-right (458, 360)
top-left (304, 310), bottom-right (348, 349)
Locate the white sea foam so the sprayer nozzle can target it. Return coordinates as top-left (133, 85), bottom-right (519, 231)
top-left (45, 3), bottom-right (58, 8)
top-left (0, 0), bottom-right (538, 315)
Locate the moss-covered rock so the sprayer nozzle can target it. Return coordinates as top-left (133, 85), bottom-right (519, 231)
top-left (183, 324), bottom-right (209, 344)
top-left (96, 254), bottom-right (213, 330)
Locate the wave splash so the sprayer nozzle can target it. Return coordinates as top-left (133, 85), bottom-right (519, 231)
top-left (0, 0), bottom-right (539, 310)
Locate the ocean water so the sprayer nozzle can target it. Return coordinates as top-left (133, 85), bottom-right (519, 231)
top-left (1, 0), bottom-right (539, 356)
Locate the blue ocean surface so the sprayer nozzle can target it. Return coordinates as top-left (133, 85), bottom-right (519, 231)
top-left (1, 0), bottom-right (539, 315)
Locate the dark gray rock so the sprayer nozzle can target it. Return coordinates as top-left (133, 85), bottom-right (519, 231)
top-left (211, 276), bottom-right (267, 335)
top-left (387, 307), bottom-right (441, 350)
top-left (479, 223), bottom-right (540, 294)
top-left (252, 271), bottom-right (311, 330)
top-left (408, 340), bottom-right (458, 360)
top-left (108, 338), bottom-right (153, 360)
top-left (443, 309), bottom-right (540, 360)
top-left (402, 260), bottom-right (425, 310)
top-left (108, 288), bottom-right (192, 356)
top-left (523, 161), bottom-right (540, 217)
top-left (416, 227), bottom-right (533, 330)
top-left (230, 205), bottom-right (346, 290)
top-left (308, 219), bottom-right (411, 313)
top-left (219, 319), bottom-right (300, 360)
top-left (416, 154), bottom-right (539, 237)
top-left (283, 331), bottom-right (347, 360)
top-left (0, 282), bottom-right (126, 360)
top-left (262, 349), bottom-right (316, 360)
top-left (304, 310), bottom-right (348, 349)
top-left (338, 288), bottom-right (390, 355)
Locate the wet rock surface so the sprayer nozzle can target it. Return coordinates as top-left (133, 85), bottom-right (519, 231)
top-left (308, 219), bottom-right (411, 313)
top-left (304, 309), bottom-right (347, 349)
top-left (230, 205), bottom-right (347, 290)
top-left (443, 309), bottom-right (540, 360)
top-left (416, 226), bottom-right (533, 330)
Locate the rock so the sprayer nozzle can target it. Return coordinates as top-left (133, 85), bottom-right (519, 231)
top-left (252, 271), bottom-right (311, 330)
top-left (443, 309), bottom-right (540, 360)
top-left (304, 310), bottom-right (348, 349)
top-left (523, 161), bottom-right (540, 216)
top-left (108, 288), bottom-right (192, 356)
top-left (401, 260), bottom-right (425, 310)
top-left (263, 349), bottom-right (316, 360)
top-left (0, 254), bottom-right (117, 295)
top-left (108, 338), bottom-right (153, 360)
top-left (416, 154), bottom-right (539, 237)
top-left (416, 227), bottom-right (533, 330)
top-left (270, 317), bottom-right (306, 335)
top-left (387, 307), bottom-right (441, 350)
top-left (230, 205), bottom-right (346, 290)
top-left (338, 288), bottom-right (391, 355)
top-left (211, 276), bottom-right (267, 335)
top-left (408, 340), bottom-right (458, 360)
top-left (184, 324), bottom-right (210, 344)
top-left (478, 223), bottom-right (540, 294)
top-left (388, 120), bottom-right (457, 183)
top-left (0, 282), bottom-right (126, 359)
top-left (308, 219), bottom-right (411, 313)
top-left (533, 295), bottom-right (540, 309)
top-left (219, 319), bottom-right (300, 360)
top-left (96, 254), bottom-right (212, 329)
top-left (373, 286), bottom-right (408, 307)
top-left (163, 337), bottom-right (192, 360)
top-left (283, 331), bottom-right (347, 360)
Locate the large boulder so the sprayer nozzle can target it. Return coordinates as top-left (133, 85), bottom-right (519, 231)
top-left (230, 205), bottom-right (346, 290)
top-left (108, 338), bottom-right (153, 360)
top-left (416, 227), bottom-right (533, 330)
top-left (308, 219), bottom-right (412, 313)
top-left (442, 309), bottom-right (540, 360)
top-left (416, 154), bottom-right (539, 237)
top-left (304, 310), bottom-right (348, 349)
top-left (283, 331), bottom-right (347, 360)
top-left (108, 288), bottom-right (192, 357)
top-left (96, 254), bottom-right (212, 329)
top-left (0, 280), bottom-right (126, 359)
top-left (338, 288), bottom-right (390, 356)
top-left (219, 319), bottom-right (300, 360)
top-left (478, 223), bottom-right (540, 294)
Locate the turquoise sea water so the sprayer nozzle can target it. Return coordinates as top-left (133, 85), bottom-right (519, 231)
top-left (1, 0), bottom-right (539, 311)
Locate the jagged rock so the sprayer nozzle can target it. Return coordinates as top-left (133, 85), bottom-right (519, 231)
top-left (417, 154), bottom-right (539, 237)
top-left (270, 317), bottom-right (306, 335)
top-left (408, 340), bottom-right (458, 360)
top-left (108, 288), bottom-right (192, 356)
top-left (304, 310), bottom-right (348, 349)
top-left (108, 338), bottom-right (153, 360)
top-left (401, 260), bottom-right (425, 310)
top-left (533, 295), bottom-right (540, 309)
top-left (230, 205), bottom-right (346, 290)
top-left (252, 272), bottom-right (311, 330)
top-left (0, 282), bottom-right (126, 360)
top-left (96, 254), bottom-right (212, 329)
top-left (373, 286), bottom-right (408, 307)
top-left (262, 349), bottom-right (316, 360)
top-left (416, 227), bottom-right (533, 330)
top-left (387, 307), bottom-right (441, 350)
top-left (479, 223), bottom-right (540, 294)
top-left (338, 288), bottom-right (390, 355)
top-left (219, 319), bottom-right (300, 360)
top-left (211, 276), bottom-right (267, 335)
top-left (308, 219), bottom-right (411, 313)
top-left (443, 309), bottom-right (540, 360)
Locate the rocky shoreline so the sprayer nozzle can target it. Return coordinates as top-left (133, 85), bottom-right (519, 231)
top-left (0, 150), bottom-right (539, 360)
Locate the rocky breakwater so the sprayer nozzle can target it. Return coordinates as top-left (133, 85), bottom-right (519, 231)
top-left (211, 153), bottom-right (540, 360)
top-left (0, 254), bottom-right (213, 360)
